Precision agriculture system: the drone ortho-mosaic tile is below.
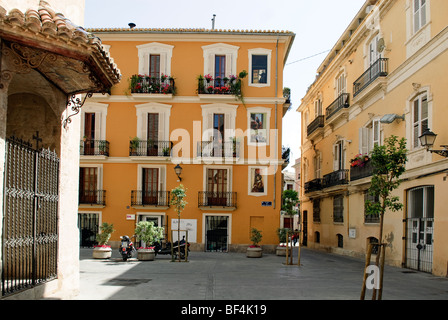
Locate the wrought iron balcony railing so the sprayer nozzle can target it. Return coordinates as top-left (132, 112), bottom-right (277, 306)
top-left (129, 140), bottom-right (173, 157)
top-left (198, 191), bottom-right (237, 208)
top-left (79, 190), bottom-right (106, 206)
top-left (197, 76), bottom-right (242, 96)
top-left (197, 141), bottom-right (240, 158)
top-left (80, 140), bottom-right (110, 156)
top-left (307, 115), bottom-right (325, 137)
top-left (131, 190), bottom-right (170, 207)
top-left (326, 93), bottom-right (350, 120)
top-left (129, 75), bottom-right (175, 94)
top-left (350, 160), bottom-right (374, 182)
top-left (353, 58), bottom-right (388, 97)
top-left (323, 169), bottom-right (349, 188)
top-left (304, 178), bottom-right (323, 194)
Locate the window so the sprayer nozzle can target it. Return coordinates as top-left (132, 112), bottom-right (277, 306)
top-left (313, 199), bottom-right (321, 223)
top-left (142, 168), bottom-right (159, 205)
top-left (413, 94), bottom-right (429, 148)
top-left (414, 0), bottom-right (427, 34)
top-left (79, 165), bottom-right (104, 205)
top-left (314, 154), bottom-right (321, 179)
top-left (333, 195), bottom-right (344, 223)
top-left (315, 231), bottom-right (320, 243)
top-left (137, 165), bottom-right (167, 205)
top-left (215, 55), bottom-right (226, 86)
top-left (251, 55), bottom-right (268, 84)
top-left (202, 43), bottom-right (239, 80)
top-left (137, 42), bottom-right (174, 77)
top-left (314, 99), bottom-right (322, 117)
top-left (359, 119), bottom-right (381, 154)
top-left (81, 102), bottom-right (108, 156)
top-left (336, 73), bottom-right (346, 96)
top-left (135, 102), bottom-right (172, 142)
top-left (408, 186), bottom-right (434, 219)
top-left (248, 48), bottom-right (271, 87)
top-left (368, 35), bottom-right (381, 66)
top-left (333, 141), bottom-right (345, 171)
top-left (247, 107), bottom-right (271, 145)
top-left (337, 234), bottom-right (344, 248)
top-left (149, 54), bottom-right (160, 78)
top-left (364, 192), bottom-right (380, 223)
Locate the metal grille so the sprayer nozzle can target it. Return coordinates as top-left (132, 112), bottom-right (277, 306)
top-left (205, 216), bottom-right (228, 252)
top-left (2, 137), bottom-right (59, 297)
top-left (406, 218), bottom-right (434, 273)
top-left (78, 213), bottom-right (99, 247)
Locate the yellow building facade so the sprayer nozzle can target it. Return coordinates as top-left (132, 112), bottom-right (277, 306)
top-left (78, 27), bottom-right (294, 252)
top-left (298, 0), bottom-right (448, 276)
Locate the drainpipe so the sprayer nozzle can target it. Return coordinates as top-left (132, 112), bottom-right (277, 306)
top-left (274, 37), bottom-right (279, 209)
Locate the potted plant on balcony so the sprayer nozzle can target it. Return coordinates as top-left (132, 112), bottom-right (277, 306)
top-left (130, 136), bottom-right (140, 155)
top-left (134, 221), bottom-right (164, 261)
top-left (92, 222), bottom-right (115, 259)
top-left (246, 228), bottom-right (263, 258)
top-left (350, 153), bottom-right (370, 167)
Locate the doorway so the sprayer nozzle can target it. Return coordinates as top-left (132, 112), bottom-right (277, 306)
top-left (205, 216), bottom-right (229, 252)
top-left (406, 186), bottom-right (434, 273)
top-left (78, 213), bottom-right (99, 247)
top-left (302, 210), bottom-right (308, 246)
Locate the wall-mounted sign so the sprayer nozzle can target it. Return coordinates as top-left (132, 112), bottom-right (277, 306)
top-left (126, 214), bottom-right (135, 220)
top-left (262, 201), bottom-right (272, 207)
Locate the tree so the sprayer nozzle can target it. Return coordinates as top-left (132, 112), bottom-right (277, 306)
top-left (170, 184), bottom-right (187, 261)
top-left (362, 135), bottom-right (407, 300)
top-left (281, 189), bottom-right (299, 216)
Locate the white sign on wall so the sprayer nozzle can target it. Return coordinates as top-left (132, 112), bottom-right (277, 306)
top-left (171, 219), bottom-right (197, 243)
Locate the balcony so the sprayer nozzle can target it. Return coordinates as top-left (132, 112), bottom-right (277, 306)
top-left (197, 141), bottom-right (240, 158)
top-left (131, 190), bottom-right (170, 207)
top-left (129, 74), bottom-right (175, 97)
top-left (198, 191), bottom-right (237, 209)
top-left (129, 139), bottom-right (173, 157)
top-left (353, 58), bottom-right (388, 97)
top-left (304, 178), bottom-right (323, 194)
top-left (307, 115), bottom-right (325, 140)
top-left (80, 140), bottom-right (110, 157)
top-left (322, 169), bottom-right (349, 189)
top-left (350, 160), bottom-right (374, 182)
top-left (325, 93), bottom-right (350, 124)
top-left (197, 75), bottom-right (243, 101)
top-left (79, 190), bottom-right (106, 206)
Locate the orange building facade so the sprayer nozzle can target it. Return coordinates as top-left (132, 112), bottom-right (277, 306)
top-left (78, 28), bottom-right (295, 252)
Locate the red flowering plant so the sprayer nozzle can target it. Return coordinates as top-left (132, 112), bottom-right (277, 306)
top-left (350, 153), bottom-right (370, 167)
top-left (204, 74), bottom-right (213, 82)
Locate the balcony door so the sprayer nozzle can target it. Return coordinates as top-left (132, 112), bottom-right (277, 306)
top-left (80, 167), bottom-right (98, 204)
top-left (84, 112), bottom-right (96, 155)
top-left (149, 54), bottom-right (160, 79)
top-left (142, 168), bottom-right (159, 205)
top-left (147, 113), bottom-right (159, 156)
top-left (207, 169), bottom-right (228, 206)
top-left (215, 55), bottom-right (226, 86)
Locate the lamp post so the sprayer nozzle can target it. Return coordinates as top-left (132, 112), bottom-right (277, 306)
top-left (419, 128), bottom-right (448, 158)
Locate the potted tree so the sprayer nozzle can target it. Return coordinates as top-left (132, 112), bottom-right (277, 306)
top-left (246, 228), bottom-right (263, 258)
top-left (130, 136), bottom-right (140, 155)
top-left (92, 222), bottom-right (115, 259)
top-left (134, 221), bottom-right (164, 261)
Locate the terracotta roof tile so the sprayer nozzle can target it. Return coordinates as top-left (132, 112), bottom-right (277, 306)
top-left (0, 0), bottom-right (121, 87)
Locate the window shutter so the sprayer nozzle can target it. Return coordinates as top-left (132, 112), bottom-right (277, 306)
top-left (333, 144), bottom-right (340, 171)
top-left (359, 127), bottom-right (369, 155)
top-left (159, 53), bottom-right (167, 76)
top-left (372, 119), bottom-right (381, 148)
top-left (94, 111), bottom-right (102, 140)
top-left (225, 53), bottom-right (232, 76)
top-left (207, 54), bottom-right (215, 76)
top-left (141, 112), bottom-right (148, 140)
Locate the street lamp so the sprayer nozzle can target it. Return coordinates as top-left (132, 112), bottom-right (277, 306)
top-left (174, 164), bottom-right (183, 181)
top-left (419, 128), bottom-right (448, 157)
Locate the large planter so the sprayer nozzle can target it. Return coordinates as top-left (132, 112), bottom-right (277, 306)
top-left (92, 246), bottom-right (112, 259)
top-left (246, 246), bottom-right (262, 258)
top-left (137, 248), bottom-right (155, 261)
top-left (276, 246), bottom-right (287, 256)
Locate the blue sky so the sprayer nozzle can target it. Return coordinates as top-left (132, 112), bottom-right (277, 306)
top-left (84, 0), bottom-right (366, 170)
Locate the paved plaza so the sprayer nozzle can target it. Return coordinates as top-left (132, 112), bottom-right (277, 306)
top-left (74, 247), bottom-right (448, 301)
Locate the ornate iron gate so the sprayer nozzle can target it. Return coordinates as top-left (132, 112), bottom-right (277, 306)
top-left (2, 137), bottom-right (59, 297)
